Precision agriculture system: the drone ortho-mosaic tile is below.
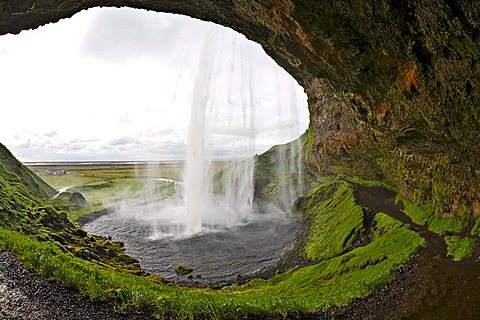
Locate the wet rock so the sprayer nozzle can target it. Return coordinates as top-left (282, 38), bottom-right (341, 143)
top-left (175, 265), bottom-right (193, 276)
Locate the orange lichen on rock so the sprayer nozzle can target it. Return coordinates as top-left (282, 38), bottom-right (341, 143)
top-left (322, 132), bottom-right (359, 154)
top-left (376, 103), bottom-right (388, 121)
top-left (269, 0), bottom-right (315, 53)
top-left (399, 64), bottom-right (419, 92)
top-left (472, 200), bottom-right (480, 218)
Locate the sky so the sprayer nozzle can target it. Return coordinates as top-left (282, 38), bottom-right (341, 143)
top-left (0, 7), bottom-right (308, 162)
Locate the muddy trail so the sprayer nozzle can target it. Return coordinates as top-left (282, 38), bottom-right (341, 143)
top-left (343, 185), bottom-right (480, 320)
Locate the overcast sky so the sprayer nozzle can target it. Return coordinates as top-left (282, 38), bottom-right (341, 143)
top-left (0, 7), bottom-right (308, 162)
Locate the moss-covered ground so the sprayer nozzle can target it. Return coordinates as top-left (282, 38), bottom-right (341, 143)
top-left (445, 236), bottom-right (477, 261)
top-left (299, 182), bottom-right (365, 260)
top-left (1, 142), bottom-right (428, 318)
top-left (394, 194), bottom-right (464, 234)
top-left (0, 178), bottom-right (425, 319)
top-left (0, 145), bottom-right (144, 274)
top-left (472, 218), bottom-right (480, 236)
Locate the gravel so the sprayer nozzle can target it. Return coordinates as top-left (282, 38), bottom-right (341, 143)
top-left (0, 251), bottom-right (154, 320)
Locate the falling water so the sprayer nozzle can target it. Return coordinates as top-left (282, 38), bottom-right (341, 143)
top-left (82, 12), bottom-right (309, 280)
top-left (184, 26), bottom-right (215, 233)
top-left (182, 26), bottom-right (260, 232)
top-left (91, 20), bottom-right (308, 240)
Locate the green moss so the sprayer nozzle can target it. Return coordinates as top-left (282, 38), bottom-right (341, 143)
top-left (445, 236), bottom-right (477, 261)
top-left (0, 144), bottom-right (55, 198)
top-left (457, 205), bottom-right (473, 226)
top-left (300, 182), bottom-right (364, 260)
top-left (429, 217), bottom-right (464, 234)
top-left (369, 144), bottom-right (476, 227)
top-left (253, 132), bottom-right (307, 203)
top-left (175, 265), bottom-right (193, 276)
top-left (227, 215), bottom-right (425, 310)
top-left (0, 149), bottom-right (143, 274)
top-left (395, 193), bottom-right (433, 226)
top-left (374, 212), bottom-right (404, 234)
top-left (394, 194), bottom-right (463, 234)
top-left (344, 175), bottom-right (398, 191)
top-left (0, 224), bottom-right (425, 318)
top-left (472, 218), bottom-right (480, 236)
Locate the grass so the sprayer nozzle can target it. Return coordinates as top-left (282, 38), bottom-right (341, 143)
top-left (318, 174), bottom-right (467, 237)
top-left (0, 159), bottom-right (144, 274)
top-left (0, 209), bottom-right (425, 319)
top-left (395, 194), bottom-right (463, 234)
top-left (28, 164), bottom-right (178, 220)
top-left (0, 168), bottom-right (426, 318)
top-left (300, 182), bottom-right (364, 260)
top-left (1, 143), bottom-right (427, 318)
top-left (0, 144), bottom-right (55, 198)
top-left (343, 175), bottom-right (398, 191)
top-left (224, 212), bottom-right (425, 310)
top-left (471, 218), bottom-right (480, 236)
top-left (374, 212), bottom-right (404, 233)
top-left (428, 217), bottom-right (464, 234)
top-left (445, 235), bottom-right (477, 261)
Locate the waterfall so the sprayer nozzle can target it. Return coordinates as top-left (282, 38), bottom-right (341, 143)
top-left (184, 25), bottom-right (215, 233)
top-left (112, 21), bottom-right (308, 239)
top-left (184, 26), bottom-right (257, 231)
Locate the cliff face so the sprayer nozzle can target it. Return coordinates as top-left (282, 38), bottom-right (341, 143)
top-left (0, 0), bottom-right (479, 219)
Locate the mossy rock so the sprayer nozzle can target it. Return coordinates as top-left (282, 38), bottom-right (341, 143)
top-left (145, 273), bottom-right (173, 284)
top-left (175, 265), bottom-right (193, 276)
top-left (58, 191), bottom-right (87, 207)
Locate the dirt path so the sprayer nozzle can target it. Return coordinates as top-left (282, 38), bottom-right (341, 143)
top-left (340, 185), bottom-right (480, 320)
top-left (0, 250), bottom-right (154, 320)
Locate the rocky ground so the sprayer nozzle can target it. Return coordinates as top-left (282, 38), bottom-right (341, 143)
top-left (0, 250), bottom-right (154, 320)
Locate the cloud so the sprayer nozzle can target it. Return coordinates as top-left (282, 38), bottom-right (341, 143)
top-left (80, 8), bottom-right (195, 64)
top-left (117, 113), bottom-right (131, 123)
top-left (1, 8), bottom-right (309, 162)
top-left (110, 137), bottom-right (139, 146)
top-left (43, 130), bottom-right (58, 137)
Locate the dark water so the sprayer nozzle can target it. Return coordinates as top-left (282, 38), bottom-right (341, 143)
top-left (83, 190), bottom-right (297, 282)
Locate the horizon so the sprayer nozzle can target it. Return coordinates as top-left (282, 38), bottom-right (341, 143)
top-left (0, 7), bottom-right (309, 163)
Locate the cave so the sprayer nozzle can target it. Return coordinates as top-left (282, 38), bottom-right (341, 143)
top-left (0, 1), bottom-right (479, 319)
top-left (1, 0), bottom-right (478, 216)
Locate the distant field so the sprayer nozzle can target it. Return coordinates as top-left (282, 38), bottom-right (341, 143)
top-left (27, 161), bottom-right (230, 220)
top-left (27, 162), bottom-right (185, 220)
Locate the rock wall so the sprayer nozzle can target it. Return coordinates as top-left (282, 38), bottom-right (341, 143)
top-left (0, 0), bottom-right (479, 219)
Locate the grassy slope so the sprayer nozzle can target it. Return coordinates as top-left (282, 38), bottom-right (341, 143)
top-left (0, 144), bottom-right (426, 318)
top-left (299, 182), bottom-right (364, 260)
top-left (445, 236), bottom-right (477, 261)
top-left (252, 132), bottom-right (308, 203)
top-left (0, 181), bottom-right (425, 319)
top-left (0, 144), bottom-right (55, 198)
top-left (0, 148), bottom-right (143, 274)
